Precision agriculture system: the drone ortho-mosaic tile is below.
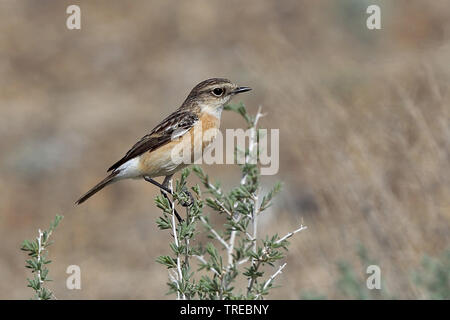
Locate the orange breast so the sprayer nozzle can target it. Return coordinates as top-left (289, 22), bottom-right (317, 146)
top-left (138, 112), bottom-right (221, 177)
top-left (194, 112), bottom-right (221, 150)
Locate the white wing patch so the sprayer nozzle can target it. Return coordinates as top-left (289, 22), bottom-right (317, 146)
top-left (171, 127), bottom-right (191, 140)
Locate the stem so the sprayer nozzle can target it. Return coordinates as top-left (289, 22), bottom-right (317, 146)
top-left (244, 107), bottom-right (264, 297)
top-left (247, 190), bottom-right (260, 295)
top-left (194, 255), bottom-right (221, 276)
top-left (219, 277), bottom-right (224, 300)
top-left (37, 229), bottom-right (43, 299)
top-left (263, 262), bottom-right (287, 291)
top-left (276, 224), bottom-right (308, 244)
top-left (252, 191), bottom-right (259, 254)
top-left (242, 106), bottom-right (264, 185)
top-left (168, 179), bottom-right (185, 300)
top-left (227, 229), bottom-right (236, 268)
top-left (184, 206), bottom-right (190, 271)
top-left (200, 216), bottom-right (230, 250)
top-left (247, 261), bottom-right (262, 296)
top-left (255, 263), bottom-right (287, 299)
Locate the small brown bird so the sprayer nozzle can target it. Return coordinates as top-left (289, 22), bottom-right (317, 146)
top-left (76, 78), bottom-right (251, 205)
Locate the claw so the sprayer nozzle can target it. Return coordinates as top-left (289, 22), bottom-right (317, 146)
top-left (180, 187), bottom-right (194, 207)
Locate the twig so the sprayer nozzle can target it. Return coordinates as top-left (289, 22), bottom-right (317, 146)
top-left (214, 199), bottom-right (233, 217)
top-left (194, 255), bottom-right (220, 276)
top-left (275, 224), bottom-right (308, 245)
top-left (212, 199), bottom-right (240, 269)
top-left (242, 106), bottom-right (264, 184)
top-left (168, 269), bottom-right (180, 300)
top-left (263, 262), bottom-right (287, 291)
top-left (247, 190), bottom-right (260, 293)
top-left (252, 190), bottom-right (260, 253)
top-left (247, 261), bottom-right (262, 295)
top-left (168, 179), bottom-right (185, 300)
top-left (227, 230), bottom-right (236, 268)
top-left (245, 107), bottom-right (264, 295)
top-left (237, 257), bottom-right (250, 265)
top-left (200, 216), bottom-right (230, 250)
top-left (36, 229), bottom-right (43, 298)
top-left (255, 262), bottom-right (287, 299)
top-left (184, 206), bottom-right (190, 270)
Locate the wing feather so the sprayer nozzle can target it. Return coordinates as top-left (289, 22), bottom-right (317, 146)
top-left (107, 110), bottom-right (198, 172)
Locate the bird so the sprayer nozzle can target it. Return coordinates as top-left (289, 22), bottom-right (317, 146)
top-left (75, 78), bottom-right (251, 207)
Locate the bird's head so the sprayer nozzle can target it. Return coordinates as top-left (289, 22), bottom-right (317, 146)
top-left (182, 78), bottom-right (251, 114)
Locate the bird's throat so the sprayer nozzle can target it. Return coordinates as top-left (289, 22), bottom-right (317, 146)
top-left (201, 104), bottom-right (223, 119)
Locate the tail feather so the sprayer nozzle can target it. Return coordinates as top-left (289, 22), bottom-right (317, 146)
top-left (76, 171), bottom-right (119, 205)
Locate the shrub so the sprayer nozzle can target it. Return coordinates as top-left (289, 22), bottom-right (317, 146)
top-left (155, 104), bottom-right (306, 299)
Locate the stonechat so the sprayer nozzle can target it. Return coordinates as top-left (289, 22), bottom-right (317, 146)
top-left (76, 78), bottom-right (251, 205)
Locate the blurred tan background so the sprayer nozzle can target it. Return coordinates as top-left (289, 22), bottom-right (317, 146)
top-left (1, 0), bottom-right (449, 299)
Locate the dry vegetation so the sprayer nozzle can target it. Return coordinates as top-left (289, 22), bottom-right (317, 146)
top-left (0, 0), bottom-right (449, 299)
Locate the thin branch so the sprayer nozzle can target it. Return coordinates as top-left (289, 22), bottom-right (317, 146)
top-left (247, 191), bottom-right (260, 293)
top-left (237, 257), bottom-right (250, 265)
top-left (252, 189), bottom-right (260, 253)
top-left (194, 255), bottom-right (221, 276)
top-left (36, 229), bottom-right (43, 298)
top-left (254, 262), bottom-right (287, 299)
top-left (263, 262), bottom-right (287, 291)
top-left (242, 106), bottom-right (264, 184)
top-left (168, 269), bottom-right (181, 300)
top-left (184, 207), bottom-right (190, 270)
top-left (247, 261), bottom-right (262, 295)
top-left (211, 199), bottom-right (239, 269)
top-left (200, 216), bottom-right (230, 250)
top-left (245, 107), bottom-right (264, 295)
top-left (168, 179), bottom-right (185, 300)
top-left (214, 199), bottom-right (233, 217)
top-left (254, 105), bottom-right (266, 125)
top-left (275, 224), bottom-right (308, 245)
top-left (227, 230), bottom-right (236, 268)
top-left (207, 182), bottom-right (223, 196)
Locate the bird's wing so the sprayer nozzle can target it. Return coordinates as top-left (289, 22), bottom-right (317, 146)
top-left (107, 110), bottom-right (199, 172)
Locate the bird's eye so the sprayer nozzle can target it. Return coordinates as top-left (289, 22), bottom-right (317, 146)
top-left (212, 88), bottom-right (224, 96)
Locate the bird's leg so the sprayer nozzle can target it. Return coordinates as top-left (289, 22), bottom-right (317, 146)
top-left (162, 175), bottom-right (193, 208)
top-left (144, 176), bottom-right (172, 194)
top-left (161, 175), bottom-right (173, 189)
top-left (147, 175), bottom-right (193, 208)
top-left (179, 186), bottom-right (194, 208)
top-left (161, 175), bottom-right (185, 223)
top-left (144, 175), bottom-right (184, 223)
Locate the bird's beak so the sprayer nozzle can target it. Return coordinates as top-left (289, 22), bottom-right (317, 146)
top-left (232, 86), bottom-right (252, 94)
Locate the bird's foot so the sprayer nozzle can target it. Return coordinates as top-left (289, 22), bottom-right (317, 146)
top-left (178, 187), bottom-right (194, 208)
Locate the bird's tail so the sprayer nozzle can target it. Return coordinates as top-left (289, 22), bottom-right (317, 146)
top-left (75, 171), bottom-right (119, 205)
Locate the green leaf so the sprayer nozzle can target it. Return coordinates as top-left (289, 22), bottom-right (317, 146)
top-left (156, 255), bottom-right (177, 269)
top-left (260, 182), bottom-right (282, 211)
